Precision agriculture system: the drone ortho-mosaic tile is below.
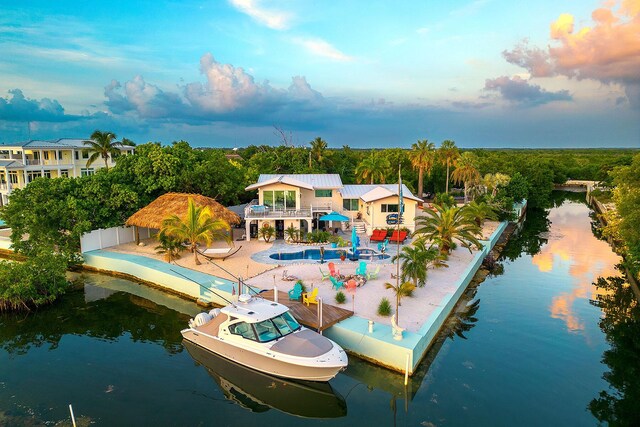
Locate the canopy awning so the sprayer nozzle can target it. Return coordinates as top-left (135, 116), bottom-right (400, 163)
top-left (319, 211), bottom-right (350, 222)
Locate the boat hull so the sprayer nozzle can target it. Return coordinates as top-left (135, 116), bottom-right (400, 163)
top-left (181, 328), bottom-right (346, 382)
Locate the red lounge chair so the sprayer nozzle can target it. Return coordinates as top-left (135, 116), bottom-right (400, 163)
top-left (390, 230), bottom-right (408, 243)
top-left (370, 229), bottom-right (386, 242)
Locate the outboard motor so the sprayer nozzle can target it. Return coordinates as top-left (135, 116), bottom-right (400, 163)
top-left (189, 312), bottom-right (213, 328)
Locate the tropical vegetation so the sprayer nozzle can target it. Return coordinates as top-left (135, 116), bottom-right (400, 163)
top-left (377, 297), bottom-right (392, 317)
top-left (83, 130), bottom-right (135, 170)
top-left (392, 239), bottom-right (447, 287)
top-left (409, 139), bottom-right (436, 199)
top-left (160, 198), bottom-right (231, 265)
top-left (384, 281), bottom-right (416, 325)
top-left (414, 204), bottom-right (482, 255)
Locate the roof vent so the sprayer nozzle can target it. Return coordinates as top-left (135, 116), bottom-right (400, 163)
top-left (238, 294), bottom-right (252, 303)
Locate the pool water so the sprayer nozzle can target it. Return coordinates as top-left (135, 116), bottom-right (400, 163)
top-left (269, 248), bottom-right (390, 261)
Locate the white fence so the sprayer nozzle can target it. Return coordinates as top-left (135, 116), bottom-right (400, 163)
top-left (80, 226), bottom-right (152, 253)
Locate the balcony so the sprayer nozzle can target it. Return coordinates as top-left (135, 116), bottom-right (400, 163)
top-left (244, 202), bottom-right (345, 220)
top-left (25, 159), bottom-right (41, 166)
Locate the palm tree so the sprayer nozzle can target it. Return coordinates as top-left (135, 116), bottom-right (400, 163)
top-left (462, 201), bottom-right (498, 227)
top-left (392, 239), bottom-right (448, 287)
top-left (83, 130), bottom-right (135, 170)
top-left (438, 140), bottom-right (460, 194)
top-left (154, 231), bottom-right (184, 263)
top-left (414, 204), bottom-right (482, 256)
top-left (160, 198), bottom-right (231, 265)
top-left (355, 151), bottom-right (390, 184)
top-left (409, 139), bottom-right (436, 199)
top-left (451, 152), bottom-right (481, 203)
top-left (309, 137), bottom-right (327, 168)
top-left (384, 281), bottom-right (416, 325)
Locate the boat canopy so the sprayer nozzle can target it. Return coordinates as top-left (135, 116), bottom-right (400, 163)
top-left (221, 297), bottom-right (289, 323)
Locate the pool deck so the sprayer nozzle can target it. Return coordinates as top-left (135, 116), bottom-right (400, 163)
top-left (81, 222), bottom-right (507, 375)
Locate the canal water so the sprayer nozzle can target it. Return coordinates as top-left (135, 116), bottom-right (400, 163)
top-left (1, 192), bottom-right (638, 426)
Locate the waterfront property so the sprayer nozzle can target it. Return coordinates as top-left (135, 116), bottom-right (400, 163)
top-left (243, 174), bottom-right (421, 241)
top-left (0, 138), bottom-right (134, 206)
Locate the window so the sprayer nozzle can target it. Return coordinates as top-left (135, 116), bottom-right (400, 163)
top-left (262, 190), bottom-right (297, 209)
top-left (43, 170), bottom-right (52, 178)
top-left (75, 151), bottom-right (79, 160)
top-left (43, 151), bottom-right (49, 160)
top-left (0, 173), bottom-right (5, 184)
top-left (27, 171), bottom-right (41, 183)
top-left (82, 151), bottom-right (89, 159)
top-left (58, 150), bottom-right (63, 160)
top-left (315, 189), bottom-right (332, 198)
top-left (60, 170), bottom-right (69, 178)
top-left (9, 171), bottom-right (18, 184)
top-left (381, 204), bottom-right (399, 213)
top-left (342, 199), bottom-right (359, 211)
top-left (81, 168), bottom-right (94, 176)
top-left (229, 322), bottom-right (257, 341)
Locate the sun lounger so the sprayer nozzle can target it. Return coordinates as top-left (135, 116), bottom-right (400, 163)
top-left (369, 229), bottom-right (387, 242)
top-left (389, 231), bottom-right (408, 243)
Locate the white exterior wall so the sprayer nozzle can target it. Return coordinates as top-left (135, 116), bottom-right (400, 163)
top-left (362, 196), bottom-right (418, 231)
top-left (258, 183), bottom-right (300, 209)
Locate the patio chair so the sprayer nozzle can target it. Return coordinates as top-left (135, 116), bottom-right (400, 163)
top-left (329, 276), bottom-right (344, 290)
top-left (302, 287), bottom-right (319, 306)
top-left (288, 282), bottom-right (303, 301)
top-left (366, 265), bottom-right (381, 280)
top-left (328, 262), bottom-right (340, 277)
top-left (355, 261), bottom-right (367, 276)
top-left (319, 267), bottom-right (331, 281)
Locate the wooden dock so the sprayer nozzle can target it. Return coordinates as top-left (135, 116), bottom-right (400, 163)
top-left (259, 290), bottom-right (353, 331)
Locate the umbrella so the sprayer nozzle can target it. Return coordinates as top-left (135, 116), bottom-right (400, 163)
top-left (319, 211), bottom-right (350, 222)
top-left (351, 226), bottom-right (359, 260)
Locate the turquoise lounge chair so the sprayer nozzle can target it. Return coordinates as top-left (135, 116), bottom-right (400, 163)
top-left (355, 261), bottom-right (367, 276)
top-left (329, 276), bottom-right (344, 290)
top-left (319, 267), bottom-right (331, 281)
top-left (288, 282), bottom-right (303, 300)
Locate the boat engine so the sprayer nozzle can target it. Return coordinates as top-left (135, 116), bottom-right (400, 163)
top-left (189, 312), bottom-right (213, 328)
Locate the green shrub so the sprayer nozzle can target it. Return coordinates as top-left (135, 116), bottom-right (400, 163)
top-left (335, 291), bottom-right (346, 304)
top-left (308, 230), bottom-right (330, 243)
top-left (258, 224), bottom-right (276, 243)
top-left (377, 297), bottom-right (392, 316)
top-left (433, 192), bottom-right (456, 208)
top-left (0, 252), bottom-right (69, 312)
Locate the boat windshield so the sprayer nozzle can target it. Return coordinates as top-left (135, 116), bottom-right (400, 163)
top-left (252, 313), bottom-right (302, 343)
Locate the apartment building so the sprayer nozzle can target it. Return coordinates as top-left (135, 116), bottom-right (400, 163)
top-left (0, 138), bottom-right (134, 206)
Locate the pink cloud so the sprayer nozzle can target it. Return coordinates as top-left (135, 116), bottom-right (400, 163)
top-left (503, 0), bottom-right (640, 107)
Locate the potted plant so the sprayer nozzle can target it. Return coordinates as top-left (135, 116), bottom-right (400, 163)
top-left (339, 250), bottom-right (346, 261)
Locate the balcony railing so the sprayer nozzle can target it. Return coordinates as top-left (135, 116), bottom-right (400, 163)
top-left (26, 159), bottom-right (40, 166)
top-left (244, 203), bottom-right (351, 220)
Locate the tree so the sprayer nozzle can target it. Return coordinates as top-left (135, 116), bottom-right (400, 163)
top-left (462, 201), bottom-right (498, 227)
top-left (439, 140), bottom-right (460, 194)
top-left (309, 137), bottom-right (328, 168)
top-left (505, 172), bottom-right (531, 202)
top-left (414, 204), bottom-right (482, 256)
top-left (83, 130), bottom-right (135, 171)
top-left (392, 239), bottom-right (447, 287)
top-left (409, 139), bottom-right (436, 199)
top-left (482, 173), bottom-right (511, 197)
top-left (155, 231), bottom-right (185, 263)
top-left (160, 198), bottom-right (231, 265)
top-left (355, 151), bottom-right (390, 184)
top-left (451, 152), bottom-right (481, 203)
top-left (384, 281), bottom-right (416, 325)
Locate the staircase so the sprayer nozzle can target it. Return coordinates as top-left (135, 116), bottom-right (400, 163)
top-left (352, 220), bottom-right (367, 234)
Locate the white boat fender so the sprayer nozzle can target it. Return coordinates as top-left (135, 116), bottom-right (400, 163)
top-left (189, 312), bottom-right (213, 328)
top-left (209, 308), bottom-right (221, 318)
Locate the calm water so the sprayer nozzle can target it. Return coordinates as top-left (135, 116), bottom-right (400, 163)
top-left (1, 192), bottom-right (638, 426)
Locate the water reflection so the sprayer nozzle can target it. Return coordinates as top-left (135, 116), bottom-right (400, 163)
top-left (529, 203), bottom-right (620, 332)
top-left (183, 340), bottom-right (347, 419)
top-left (589, 273), bottom-right (640, 425)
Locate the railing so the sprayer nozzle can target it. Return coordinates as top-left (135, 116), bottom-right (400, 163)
top-left (245, 206), bottom-right (313, 219)
top-left (0, 183), bottom-right (8, 190)
top-left (26, 159), bottom-right (40, 165)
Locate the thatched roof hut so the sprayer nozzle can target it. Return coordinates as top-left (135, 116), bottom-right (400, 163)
top-left (126, 193), bottom-right (241, 230)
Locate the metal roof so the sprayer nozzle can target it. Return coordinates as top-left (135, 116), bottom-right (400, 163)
top-left (0, 159), bottom-right (25, 168)
top-left (341, 184), bottom-right (421, 202)
top-left (256, 174), bottom-right (343, 189)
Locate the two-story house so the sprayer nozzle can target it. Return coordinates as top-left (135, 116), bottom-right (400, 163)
top-left (0, 138), bottom-right (134, 206)
top-left (243, 174), bottom-right (421, 241)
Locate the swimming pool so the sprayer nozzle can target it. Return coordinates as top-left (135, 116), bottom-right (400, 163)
top-left (269, 248), bottom-right (389, 261)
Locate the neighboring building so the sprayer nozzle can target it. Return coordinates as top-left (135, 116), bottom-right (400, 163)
top-left (243, 174), bottom-right (421, 241)
top-left (0, 138), bottom-right (134, 206)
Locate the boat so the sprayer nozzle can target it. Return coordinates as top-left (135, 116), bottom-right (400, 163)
top-left (183, 340), bottom-right (348, 418)
top-left (181, 294), bottom-right (348, 382)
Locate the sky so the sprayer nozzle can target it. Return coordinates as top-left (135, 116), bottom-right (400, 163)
top-left (0, 0), bottom-right (639, 148)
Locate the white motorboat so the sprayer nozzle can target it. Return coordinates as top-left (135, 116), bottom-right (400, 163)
top-left (181, 294), bottom-right (348, 382)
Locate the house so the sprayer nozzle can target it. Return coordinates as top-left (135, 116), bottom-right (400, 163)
top-left (243, 174), bottom-right (421, 241)
top-left (0, 138), bottom-right (134, 206)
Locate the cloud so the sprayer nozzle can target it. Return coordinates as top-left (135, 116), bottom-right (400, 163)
top-left (0, 89), bottom-right (78, 122)
top-left (502, 1), bottom-right (640, 107)
top-left (228, 0), bottom-right (292, 30)
top-left (484, 75), bottom-right (572, 106)
top-left (292, 37), bottom-right (352, 61)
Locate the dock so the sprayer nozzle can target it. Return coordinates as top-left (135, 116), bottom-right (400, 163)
top-left (259, 290), bottom-right (353, 331)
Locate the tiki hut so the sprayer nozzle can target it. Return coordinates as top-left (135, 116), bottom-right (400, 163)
top-left (125, 193), bottom-right (241, 244)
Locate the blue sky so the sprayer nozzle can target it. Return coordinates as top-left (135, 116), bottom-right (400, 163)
top-left (0, 0), bottom-right (638, 148)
